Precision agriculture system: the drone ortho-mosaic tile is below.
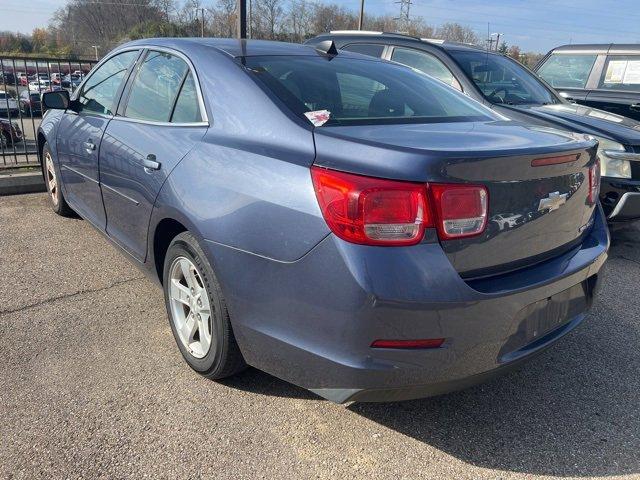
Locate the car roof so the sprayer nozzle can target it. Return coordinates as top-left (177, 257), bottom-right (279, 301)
top-left (548, 44), bottom-right (640, 55)
top-left (311, 31), bottom-right (486, 53)
top-left (122, 37), bottom-right (368, 58)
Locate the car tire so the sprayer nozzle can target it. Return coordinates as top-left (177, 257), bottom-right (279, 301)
top-left (0, 131), bottom-right (8, 149)
top-left (42, 142), bottom-right (74, 217)
top-left (163, 231), bottom-right (246, 379)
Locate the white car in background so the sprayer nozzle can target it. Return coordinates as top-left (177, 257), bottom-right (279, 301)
top-left (28, 80), bottom-right (51, 92)
top-left (0, 90), bottom-right (19, 116)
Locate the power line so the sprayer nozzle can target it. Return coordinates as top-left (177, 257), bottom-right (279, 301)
top-left (395, 0), bottom-right (412, 33)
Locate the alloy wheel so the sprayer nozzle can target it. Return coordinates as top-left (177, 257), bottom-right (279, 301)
top-left (169, 256), bottom-right (213, 359)
top-left (44, 151), bottom-right (58, 206)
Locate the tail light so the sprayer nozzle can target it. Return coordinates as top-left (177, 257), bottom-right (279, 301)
top-left (589, 157), bottom-right (601, 205)
top-left (429, 184), bottom-right (488, 240)
top-left (311, 166), bottom-right (489, 246)
top-left (310, 166), bottom-right (430, 246)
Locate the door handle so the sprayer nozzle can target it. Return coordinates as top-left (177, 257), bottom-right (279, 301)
top-left (630, 104), bottom-right (640, 112)
top-left (143, 154), bottom-right (161, 172)
top-left (83, 141), bottom-right (96, 154)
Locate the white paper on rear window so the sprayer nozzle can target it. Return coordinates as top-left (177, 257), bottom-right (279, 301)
top-left (604, 60), bottom-right (627, 84)
top-left (623, 61), bottom-right (640, 84)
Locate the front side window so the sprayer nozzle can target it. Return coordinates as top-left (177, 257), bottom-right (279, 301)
top-left (599, 55), bottom-right (640, 91)
top-left (391, 47), bottom-right (461, 90)
top-left (245, 55), bottom-right (495, 126)
top-left (77, 50), bottom-right (138, 115)
top-left (537, 53), bottom-right (597, 89)
top-left (124, 50), bottom-right (189, 122)
top-left (451, 50), bottom-right (558, 106)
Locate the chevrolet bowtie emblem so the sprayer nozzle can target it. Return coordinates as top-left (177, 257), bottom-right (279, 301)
top-left (538, 191), bottom-right (568, 212)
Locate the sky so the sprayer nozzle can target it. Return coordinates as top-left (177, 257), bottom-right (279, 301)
top-left (1, 0), bottom-right (640, 53)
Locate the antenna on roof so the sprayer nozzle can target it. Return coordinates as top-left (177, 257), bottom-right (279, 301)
top-left (315, 40), bottom-right (339, 57)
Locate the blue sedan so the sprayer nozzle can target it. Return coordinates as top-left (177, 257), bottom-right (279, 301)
top-left (38, 38), bottom-right (608, 403)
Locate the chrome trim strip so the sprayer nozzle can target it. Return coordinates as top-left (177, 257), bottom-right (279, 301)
top-left (329, 30), bottom-right (383, 35)
top-left (110, 116), bottom-right (208, 128)
top-left (603, 150), bottom-right (640, 162)
top-left (608, 192), bottom-right (640, 219)
top-left (60, 164), bottom-right (99, 184)
top-left (101, 182), bottom-right (140, 206)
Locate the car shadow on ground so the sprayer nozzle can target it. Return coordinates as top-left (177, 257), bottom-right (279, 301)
top-left (223, 223), bottom-right (640, 478)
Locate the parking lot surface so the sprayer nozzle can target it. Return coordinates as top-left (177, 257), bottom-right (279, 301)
top-left (2, 193), bottom-right (640, 479)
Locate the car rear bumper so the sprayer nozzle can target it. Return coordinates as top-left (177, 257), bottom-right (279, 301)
top-left (601, 177), bottom-right (640, 221)
top-left (204, 205), bottom-right (609, 403)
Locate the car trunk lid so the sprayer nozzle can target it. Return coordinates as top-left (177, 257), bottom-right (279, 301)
top-left (312, 121), bottom-right (598, 277)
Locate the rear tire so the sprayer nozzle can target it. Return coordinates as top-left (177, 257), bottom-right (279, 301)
top-left (42, 142), bottom-right (74, 217)
top-left (163, 231), bottom-right (246, 379)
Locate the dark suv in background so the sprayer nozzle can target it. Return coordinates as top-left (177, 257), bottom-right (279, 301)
top-left (536, 44), bottom-right (640, 122)
top-left (306, 32), bottom-right (640, 223)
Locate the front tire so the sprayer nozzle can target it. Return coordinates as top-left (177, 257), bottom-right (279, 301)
top-left (42, 142), bottom-right (73, 217)
top-left (163, 231), bottom-right (246, 379)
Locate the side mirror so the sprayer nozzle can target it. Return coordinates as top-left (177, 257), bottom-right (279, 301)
top-left (42, 90), bottom-right (70, 111)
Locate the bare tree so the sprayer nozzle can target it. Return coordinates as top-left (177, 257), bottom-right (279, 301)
top-left (251, 0), bottom-right (285, 40)
top-left (287, 0), bottom-right (314, 42)
top-left (434, 23), bottom-right (479, 44)
top-left (310, 3), bottom-right (357, 35)
top-left (210, 0), bottom-right (237, 37)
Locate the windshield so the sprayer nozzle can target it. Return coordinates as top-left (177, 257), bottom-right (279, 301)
top-left (450, 50), bottom-right (559, 106)
top-left (244, 55), bottom-right (497, 126)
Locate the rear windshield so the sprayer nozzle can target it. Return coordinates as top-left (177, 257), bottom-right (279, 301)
top-left (244, 55), bottom-right (496, 126)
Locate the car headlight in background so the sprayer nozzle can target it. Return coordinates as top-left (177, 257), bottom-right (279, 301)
top-left (595, 137), bottom-right (632, 179)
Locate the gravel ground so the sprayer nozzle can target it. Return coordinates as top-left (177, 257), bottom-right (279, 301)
top-left (1, 193), bottom-right (639, 480)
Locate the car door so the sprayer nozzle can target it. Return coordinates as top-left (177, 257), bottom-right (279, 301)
top-left (56, 49), bottom-right (140, 228)
top-left (99, 48), bottom-right (208, 261)
top-left (583, 55), bottom-right (640, 121)
top-left (536, 52), bottom-right (599, 103)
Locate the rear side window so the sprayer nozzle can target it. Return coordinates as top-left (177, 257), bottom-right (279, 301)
top-left (391, 47), bottom-right (461, 90)
top-left (537, 53), bottom-right (597, 89)
top-left (171, 72), bottom-right (203, 123)
top-left (245, 55), bottom-right (495, 126)
top-left (599, 55), bottom-right (640, 91)
top-left (341, 43), bottom-right (385, 58)
top-left (125, 50), bottom-right (189, 122)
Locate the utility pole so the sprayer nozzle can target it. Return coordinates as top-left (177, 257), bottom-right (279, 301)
top-left (237, 0), bottom-right (247, 39)
top-left (395, 0), bottom-right (412, 33)
top-left (200, 8), bottom-right (205, 37)
top-left (358, 0), bottom-right (365, 31)
top-left (91, 45), bottom-right (99, 61)
top-left (248, 0), bottom-right (252, 38)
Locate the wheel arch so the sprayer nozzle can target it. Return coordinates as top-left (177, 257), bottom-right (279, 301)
top-left (37, 130), bottom-right (50, 181)
top-left (152, 217), bottom-right (188, 285)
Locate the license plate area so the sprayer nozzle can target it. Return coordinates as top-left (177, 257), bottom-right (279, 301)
top-left (500, 281), bottom-right (593, 359)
